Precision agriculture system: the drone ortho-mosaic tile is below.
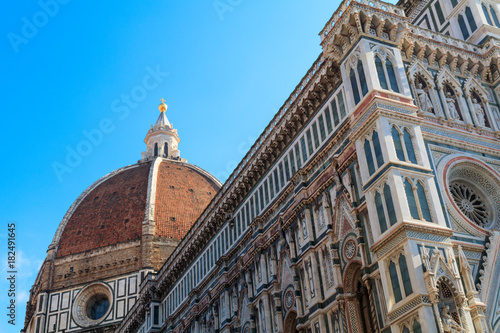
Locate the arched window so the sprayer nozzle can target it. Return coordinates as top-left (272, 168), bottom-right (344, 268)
top-left (465, 7), bottom-right (477, 32)
top-left (491, 5), bottom-right (500, 27)
top-left (364, 139), bottom-right (375, 175)
top-left (375, 191), bottom-right (387, 233)
top-left (392, 126), bottom-right (405, 161)
top-left (413, 320), bottom-right (422, 333)
top-left (358, 60), bottom-right (368, 96)
top-left (416, 181), bottom-right (432, 221)
top-left (389, 261), bottom-right (402, 302)
top-left (392, 126), bottom-right (417, 164)
top-left (372, 131), bottom-right (384, 168)
top-left (350, 59), bottom-right (368, 105)
top-left (163, 143), bottom-right (168, 157)
top-left (386, 59), bottom-right (400, 93)
top-left (458, 14), bottom-right (470, 39)
top-left (375, 56), bottom-right (388, 90)
top-left (483, 3), bottom-right (493, 25)
top-left (375, 54), bottom-right (400, 93)
top-left (404, 178), bottom-right (433, 221)
top-left (350, 68), bottom-right (361, 104)
top-left (154, 143), bottom-right (158, 157)
top-left (399, 254), bottom-right (413, 296)
top-left (384, 184), bottom-right (397, 226)
top-left (403, 129), bottom-right (417, 164)
top-left (402, 326), bottom-right (410, 333)
top-left (404, 179), bottom-right (420, 219)
top-left (364, 131), bottom-right (384, 176)
top-left (375, 183), bottom-right (397, 234)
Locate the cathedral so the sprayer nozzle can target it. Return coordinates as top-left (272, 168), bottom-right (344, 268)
top-left (23, 0), bottom-right (500, 332)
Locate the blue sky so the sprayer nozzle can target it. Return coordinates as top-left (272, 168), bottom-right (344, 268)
top-left (0, 1), bottom-right (396, 331)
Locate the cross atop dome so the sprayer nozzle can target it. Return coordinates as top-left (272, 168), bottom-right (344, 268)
top-left (141, 100), bottom-right (185, 162)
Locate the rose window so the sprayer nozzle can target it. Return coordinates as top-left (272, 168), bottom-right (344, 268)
top-left (345, 240), bottom-right (356, 260)
top-left (449, 183), bottom-right (488, 227)
top-left (284, 290), bottom-right (294, 309)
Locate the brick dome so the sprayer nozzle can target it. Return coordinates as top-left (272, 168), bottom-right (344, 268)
top-left (54, 159), bottom-right (220, 258)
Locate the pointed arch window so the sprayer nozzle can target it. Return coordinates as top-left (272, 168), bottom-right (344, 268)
top-left (364, 130), bottom-right (384, 176)
top-left (404, 178), bottom-right (432, 221)
top-left (375, 54), bottom-right (400, 93)
top-left (350, 68), bottom-right (361, 104)
top-left (465, 7), bottom-right (477, 32)
top-left (483, 3), bottom-right (493, 25)
top-left (375, 183), bottom-right (397, 234)
top-left (392, 126), bottom-right (417, 164)
top-left (154, 143), bottom-right (159, 157)
top-left (389, 253), bottom-right (413, 304)
top-left (413, 320), bottom-right (422, 333)
top-left (399, 254), bottom-right (413, 296)
top-left (163, 143), bottom-right (168, 157)
top-left (389, 261), bottom-right (402, 302)
top-left (350, 59), bottom-right (368, 105)
top-left (375, 56), bottom-right (388, 90)
top-left (491, 5), bottom-right (500, 27)
top-left (458, 7), bottom-right (478, 40)
top-left (364, 139), bottom-right (375, 175)
top-left (458, 14), bottom-right (470, 39)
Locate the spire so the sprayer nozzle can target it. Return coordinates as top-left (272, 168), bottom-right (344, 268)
top-left (141, 99), bottom-right (186, 162)
top-left (154, 99), bottom-right (171, 129)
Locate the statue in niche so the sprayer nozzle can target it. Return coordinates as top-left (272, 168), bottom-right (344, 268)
top-left (221, 294), bottom-right (226, 318)
top-left (440, 306), bottom-right (463, 332)
top-left (416, 81), bottom-right (434, 113)
top-left (446, 92), bottom-right (460, 120)
top-left (232, 287), bottom-right (238, 315)
top-left (301, 216), bottom-right (308, 239)
top-left (472, 98), bottom-right (486, 127)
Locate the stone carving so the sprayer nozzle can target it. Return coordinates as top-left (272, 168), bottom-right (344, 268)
top-left (440, 306), bottom-right (463, 332)
top-left (472, 98), bottom-right (485, 127)
top-left (416, 82), bottom-right (433, 113)
top-left (446, 93), bottom-right (460, 120)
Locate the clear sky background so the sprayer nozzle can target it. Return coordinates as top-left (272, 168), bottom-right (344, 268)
top-left (0, 1), bottom-right (396, 332)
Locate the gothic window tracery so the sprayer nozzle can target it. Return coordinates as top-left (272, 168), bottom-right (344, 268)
top-left (364, 130), bottom-right (384, 176)
top-left (375, 53), bottom-right (400, 93)
top-left (349, 59), bottom-right (368, 104)
top-left (457, 7), bottom-right (477, 40)
top-left (388, 253), bottom-right (413, 303)
top-left (449, 182), bottom-right (489, 228)
top-left (375, 183), bottom-right (397, 233)
top-left (482, 3), bottom-right (500, 27)
top-left (403, 178), bottom-right (432, 221)
top-left (391, 125), bottom-right (417, 164)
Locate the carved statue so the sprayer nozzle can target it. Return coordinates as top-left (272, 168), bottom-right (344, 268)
top-left (302, 217), bottom-right (308, 238)
top-left (232, 287), bottom-right (238, 315)
top-left (446, 93), bottom-right (460, 120)
top-left (440, 306), bottom-right (462, 332)
top-left (472, 98), bottom-right (486, 127)
top-left (416, 82), bottom-right (433, 113)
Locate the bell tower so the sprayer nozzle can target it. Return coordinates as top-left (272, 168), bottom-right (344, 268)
top-left (141, 99), bottom-right (185, 162)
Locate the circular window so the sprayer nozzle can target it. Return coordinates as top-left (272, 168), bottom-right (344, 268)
top-left (86, 294), bottom-right (110, 320)
top-left (72, 283), bottom-right (113, 327)
top-left (441, 157), bottom-right (500, 232)
top-left (284, 290), bottom-right (295, 310)
top-left (449, 183), bottom-right (488, 227)
top-left (345, 239), bottom-right (356, 260)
